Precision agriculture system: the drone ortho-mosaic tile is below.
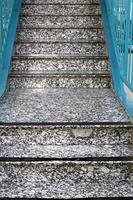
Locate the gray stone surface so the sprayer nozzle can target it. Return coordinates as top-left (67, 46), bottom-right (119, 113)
top-left (0, 88), bottom-right (129, 123)
top-left (0, 142), bottom-right (132, 158)
top-left (0, 161), bottom-right (132, 198)
top-left (11, 57), bottom-right (109, 74)
top-left (0, 0), bottom-right (132, 198)
top-left (14, 42), bottom-right (106, 57)
top-left (23, 0), bottom-right (100, 4)
top-left (1, 124), bottom-right (132, 158)
top-left (9, 74), bottom-right (111, 89)
top-left (21, 4), bottom-right (101, 16)
top-left (19, 15), bottom-right (102, 28)
top-left (0, 125), bottom-right (132, 146)
top-left (16, 28), bottom-right (105, 43)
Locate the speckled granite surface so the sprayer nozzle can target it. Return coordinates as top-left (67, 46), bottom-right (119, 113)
top-left (0, 88), bottom-right (129, 123)
top-left (14, 42), bottom-right (106, 56)
top-left (19, 16), bottom-right (102, 28)
top-left (23, 0), bottom-right (100, 4)
top-left (0, 124), bottom-right (132, 158)
top-left (0, 161), bottom-right (132, 198)
top-left (9, 74), bottom-right (111, 89)
top-left (11, 57), bottom-right (109, 74)
top-left (21, 4), bottom-right (101, 16)
top-left (16, 28), bottom-right (105, 43)
top-left (0, 142), bottom-right (132, 158)
top-left (0, 0), bottom-right (132, 198)
top-left (0, 125), bottom-right (132, 146)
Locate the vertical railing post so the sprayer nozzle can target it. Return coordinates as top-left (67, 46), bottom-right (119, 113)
top-left (123, 0), bottom-right (131, 80)
top-left (131, 0), bottom-right (133, 86)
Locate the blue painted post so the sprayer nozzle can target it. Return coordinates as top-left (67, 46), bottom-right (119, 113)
top-left (0, 0), bottom-right (22, 96)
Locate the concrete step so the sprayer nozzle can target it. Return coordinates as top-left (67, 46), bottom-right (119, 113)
top-left (1, 144), bottom-right (132, 158)
top-left (0, 124), bottom-right (132, 158)
top-left (0, 124), bottom-right (132, 146)
top-left (14, 42), bottom-right (106, 57)
top-left (9, 73), bottom-right (111, 89)
top-left (0, 88), bottom-right (129, 123)
top-left (0, 160), bottom-right (132, 198)
top-left (16, 28), bottom-right (105, 43)
top-left (11, 56), bottom-right (109, 74)
top-left (19, 15), bottom-right (102, 29)
top-left (21, 4), bottom-right (101, 16)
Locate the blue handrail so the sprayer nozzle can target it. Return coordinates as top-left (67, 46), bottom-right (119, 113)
top-left (0, 0), bottom-right (22, 96)
top-left (100, 0), bottom-right (133, 118)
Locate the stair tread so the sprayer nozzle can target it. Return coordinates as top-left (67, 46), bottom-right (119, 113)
top-left (14, 42), bottom-right (107, 57)
top-left (16, 28), bottom-right (105, 43)
top-left (0, 144), bottom-right (133, 158)
top-left (0, 124), bottom-right (132, 144)
top-left (0, 160), bottom-right (132, 198)
top-left (21, 4), bottom-right (101, 16)
top-left (11, 56), bottom-right (109, 75)
top-left (0, 88), bottom-right (129, 123)
top-left (19, 15), bottom-right (102, 28)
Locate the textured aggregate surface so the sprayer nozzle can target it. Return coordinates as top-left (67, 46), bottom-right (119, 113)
top-left (11, 57), bottom-right (109, 74)
top-left (19, 16), bottom-right (102, 28)
top-left (23, 0), bottom-right (100, 4)
top-left (0, 125), bottom-right (133, 158)
top-left (14, 42), bottom-right (106, 56)
top-left (0, 0), bottom-right (133, 198)
top-left (0, 161), bottom-right (133, 198)
top-left (0, 125), bottom-right (132, 146)
top-left (0, 88), bottom-right (129, 123)
top-left (9, 74), bottom-right (111, 89)
top-left (0, 143), bottom-right (132, 158)
top-left (16, 28), bottom-right (105, 43)
top-left (21, 4), bottom-right (101, 15)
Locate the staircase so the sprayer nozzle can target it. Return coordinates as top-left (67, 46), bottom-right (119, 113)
top-left (0, 0), bottom-right (133, 198)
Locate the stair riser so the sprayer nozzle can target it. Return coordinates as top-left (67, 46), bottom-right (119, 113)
top-left (11, 58), bottom-right (109, 74)
top-left (0, 125), bottom-right (132, 157)
top-left (21, 5), bottom-right (101, 16)
top-left (23, 0), bottom-right (100, 5)
top-left (16, 28), bottom-right (104, 43)
top-left (1, 144), bottom-right (132, 158)
top-left (0, 126), bottom-right (132, 146)
top-left (0, 161), bottom-right (132, 198)
top-left (9, 75), bottom-right (111, 89)
top-left (19, 16), bottom-right (102, 29)
top-left (14, 43), bottom-right (106, 57)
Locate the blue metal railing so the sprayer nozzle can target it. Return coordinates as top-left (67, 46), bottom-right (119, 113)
top-left (0, 0), bottom-right (22, 96)
top-left (100, 0), bottom-right (133, 118)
